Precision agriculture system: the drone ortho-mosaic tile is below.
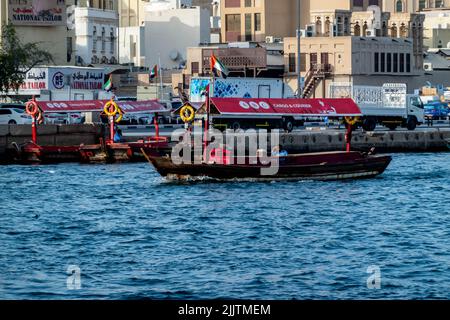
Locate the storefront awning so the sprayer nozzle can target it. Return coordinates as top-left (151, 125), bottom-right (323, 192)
top-left (35, 100), bottom-right (169, 114)
top-left (209, 98), bottom-right (362, 117)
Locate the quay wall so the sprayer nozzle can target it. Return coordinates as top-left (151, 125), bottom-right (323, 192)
top-left (0, 124), bottom-right (104, 162)
top-left (278, 129), bottom-right (450, 153)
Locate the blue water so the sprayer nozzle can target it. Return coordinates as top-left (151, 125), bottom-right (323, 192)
top-left (0, 153), bottom-right (449, 300)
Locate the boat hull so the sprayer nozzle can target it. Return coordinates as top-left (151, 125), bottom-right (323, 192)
top-left (146, 151), bottom-right (392, 181)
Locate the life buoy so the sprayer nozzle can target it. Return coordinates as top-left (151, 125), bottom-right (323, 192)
top-left (180, 104), bottom-right (195, 123)
top-left (345, 116), bottom-right (359, 126)
top-left (36, 111), bottom-right (44, 124)
top-left (25, 101), bottom-right (39, 117)
top-left (115, 108), bottom-right (124, 123)
top-left (104, 100), bottom-right (119, 117)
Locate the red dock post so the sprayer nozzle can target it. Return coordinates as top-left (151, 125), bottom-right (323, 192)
top-left (154, 112), bottom-right (160, 140)
top-left (345, 124), bottom-right (353, 152)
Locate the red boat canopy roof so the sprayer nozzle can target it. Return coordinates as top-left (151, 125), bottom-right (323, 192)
top-left (209, 98), bottom-right (361, 117)
top-left (35, 100), bottom-right (169, 114)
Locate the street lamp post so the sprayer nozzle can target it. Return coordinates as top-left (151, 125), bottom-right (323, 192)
top-left (297, 0), bottom-right (302, 98)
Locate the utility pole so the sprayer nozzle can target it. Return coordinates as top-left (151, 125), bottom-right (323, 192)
top-left (297, 0), bottom-right (302, 98)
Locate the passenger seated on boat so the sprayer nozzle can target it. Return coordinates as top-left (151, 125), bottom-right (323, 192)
top-left (271, 145), bottom-right (288, 157)
top-left (114, 128), bottom-right (123, 143)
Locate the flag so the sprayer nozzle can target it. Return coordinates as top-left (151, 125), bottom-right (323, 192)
top-left (103, 74), bottom-right (113, 92)
top-left (150, 65), bottom-right (158, 80)
top-left (210, 55), bottom-right (229, 78)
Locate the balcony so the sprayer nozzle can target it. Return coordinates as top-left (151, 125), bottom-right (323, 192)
top-left (202, 47), bottom-right (267, 73)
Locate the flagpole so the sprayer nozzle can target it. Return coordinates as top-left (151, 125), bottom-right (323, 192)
top-left (158, 54), bottom-right (163, 100)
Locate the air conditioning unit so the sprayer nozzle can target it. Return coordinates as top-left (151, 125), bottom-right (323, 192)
top-left (365, 29), bottom-right (376, 37)
top-left (299, 29), bottom-right (306, 38)
top-left (306, 24), bottom-right (316, 37)
top-left (273, 37), bottom-right (282, 43)
top-left (424, 63), bottom-right (433, 71)
top-left (265, 36), bottom-right (275, 43)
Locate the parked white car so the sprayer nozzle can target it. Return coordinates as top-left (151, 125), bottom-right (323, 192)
top-left (0, 108), bottom-right (32, 124)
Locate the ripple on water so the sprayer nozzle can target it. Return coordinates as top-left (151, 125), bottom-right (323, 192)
top-left (0, 154), bottom-right (449, 299)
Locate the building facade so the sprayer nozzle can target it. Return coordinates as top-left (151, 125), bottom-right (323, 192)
top-left (73, 0), bottom-right (119, 66)
top-left (0, 0), bottom-right (75, 65)
top-left (144, 6), bottom-right (211, 69)
top-left (221, 0), bottom-right (310, 43)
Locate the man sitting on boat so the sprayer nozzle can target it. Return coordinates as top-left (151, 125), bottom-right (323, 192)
top-left (271, 145), bottom-right (288, 157)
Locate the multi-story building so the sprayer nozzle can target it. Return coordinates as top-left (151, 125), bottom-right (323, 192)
top-left (144, 5), bottom-right (211, 69)
top-left (0, 0), bottom-right (75, 65)
top-left (72, 0), bottom-right (119, 66)
top-left (284, 7), bottom-right (426, 98)
top-left (221, 0), bottom-right (310, 43)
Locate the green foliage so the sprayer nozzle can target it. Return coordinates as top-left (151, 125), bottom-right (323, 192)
top-left (0, 24), bottom-right (53, 93)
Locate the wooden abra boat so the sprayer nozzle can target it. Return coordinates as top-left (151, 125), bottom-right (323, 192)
top-left (144, 150), bottom-right (392, 181)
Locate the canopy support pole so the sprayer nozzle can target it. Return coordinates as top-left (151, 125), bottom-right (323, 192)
top-left (109, 115), bottom-right (115, 144)
top-left (345, 124), bottom-right (353, 153)
top-left (31, 116), bottom-right (37, 144)
top-left (203, 85), bottom-right (210, 163)
top-left (154, 112), bottom-right (160, 140)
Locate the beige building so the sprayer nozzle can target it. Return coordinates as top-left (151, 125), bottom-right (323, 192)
top-left (221, 0), bottom-right (310, 42)
top-left (0, 0), bottom-right (75, 66)
top-left (284, 36), bottom-right (421, 98)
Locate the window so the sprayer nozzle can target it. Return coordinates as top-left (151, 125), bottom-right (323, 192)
top-left (387, 53), bottom-right (392, 72)
top-left (245, 0), bottom-right (252, 7)
top-left (226, 14), bottom-right (241, 32)
top-left (381, 52), bottom-right (385, 72)
top-left (300, 53), bottom-right (306, 72)
top-left (245, 14), bottom-right (252, 41)
top-left (93, 26), bottom-right (97, 51)
top-left (101, 27), bottom-right (106, 52)
top-left (321, 53), bottom-right (329, 66)
top-left (254, 13), bottom-right (261, 32)
top-left (224, 0), bottom-right (240, 8)
top-left (419, 0), bottom-right (427, 10)
top-left (289, 53), bottom-right (296, 73)
top-left (374, 52), bottom-right (379, 72)
top-left (191, 62), bottom-right (199, 74)
top-left (0, 109), bottom-right (12, 115)
top-left (406, 53), bottom-right (411, 72)
top-left (369, 0), bottom-right (379, 5)
top-left (67, 37), bottom-right (73, 63)
top-left (435, 0), bottom-right (444, 8)
top-left (400, 53), bottom-right (405, 72)
top-left (110, 28), bottom-right (115, 54)
top-left (396, 0), bottom-right (403, 13)
top-left (393, 53), bottom-right (398, 72)
top-left (353, 0), bottom-right (363, 7)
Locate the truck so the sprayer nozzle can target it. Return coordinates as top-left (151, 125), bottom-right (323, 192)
top-left (329, 83), bottom-right (424, 131)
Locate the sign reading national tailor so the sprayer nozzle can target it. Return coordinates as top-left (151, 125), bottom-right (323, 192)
top-left (8, 0), bottom-right (67, 26)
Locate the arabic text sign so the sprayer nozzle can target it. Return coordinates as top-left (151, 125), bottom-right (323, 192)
top-left (9, 0), bottom-right (67, 26)
top-left (48, 69), bottom-right (104, 91)
top-left (19, 68), bottom-right (49, 93)
top-left (210, 98), bottom-right (362, 116)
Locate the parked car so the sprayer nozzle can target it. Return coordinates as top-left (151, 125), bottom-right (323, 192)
top-left (0, 103), bottom-right (25, 111)
top-left (424, 102), bottom-right (450, 120)
top-left (0, 108), bottom-right (32, 124)
top-left (45, 113), bottom-right (85, 124)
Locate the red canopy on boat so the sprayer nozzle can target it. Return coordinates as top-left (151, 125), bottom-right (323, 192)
top-left (35, 100), bottom-right (169, 114)
top-left (209, 98), bottom-right (362, 117)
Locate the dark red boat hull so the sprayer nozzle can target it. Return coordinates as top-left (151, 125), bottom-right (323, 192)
top-left (146, 151), bottom-right (392, 181)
